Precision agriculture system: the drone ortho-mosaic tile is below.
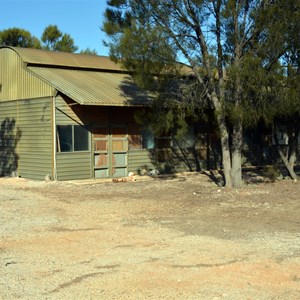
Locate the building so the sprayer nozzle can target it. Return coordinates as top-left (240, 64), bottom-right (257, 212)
top-left (0, 46), bottom-right (208, 180)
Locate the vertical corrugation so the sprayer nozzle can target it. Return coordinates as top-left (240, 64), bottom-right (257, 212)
top-left (0, 48), bottom-right (53, 101)
top-left (52, 96), bottom-right (57, 180)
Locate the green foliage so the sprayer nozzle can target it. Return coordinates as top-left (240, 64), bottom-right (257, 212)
top-left (41, 25), bottom-right (78, 52)
top-left (0, 27), bottom-right (41, 48)
top-left (41, 25), bottom-right (62, 50)
top-left (225, 54), bottom-right (284, 127)
top-left (0, 25), bottom-right (83, 53)
top-left (79, 48), bottom-right (98, 55)
top-left (54, 33), bottom-right (78, 53)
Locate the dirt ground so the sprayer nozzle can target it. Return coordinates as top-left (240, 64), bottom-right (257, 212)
top-left (0, 172), bottom-right (300, 300)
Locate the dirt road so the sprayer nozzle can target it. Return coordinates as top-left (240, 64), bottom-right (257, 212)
top-left (0, 173), bottom-right (299, 299)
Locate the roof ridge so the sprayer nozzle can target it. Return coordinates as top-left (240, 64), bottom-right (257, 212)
top-left (0, 46), bottom-right (124, 71)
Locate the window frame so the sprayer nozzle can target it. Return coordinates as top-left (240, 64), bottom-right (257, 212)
top-left (57, 124), bottom-right (90, 153)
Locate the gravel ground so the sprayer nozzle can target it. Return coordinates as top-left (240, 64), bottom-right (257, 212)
top-left (0, 173), bottom-right (300, 299)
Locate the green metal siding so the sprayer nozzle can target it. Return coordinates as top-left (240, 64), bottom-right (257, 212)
top-left (56, 153), bottom-right (91, 180)
top-left (128, 150), bottom-right (155, 174)
top-left (18, 151), bottom-right (52, 179)
top-left (0, 101), bottom-right (18, 176)
top-left (169, 148), bottom-right (202, 172)
top-left (17, 98), bottom-right (53, 180)
top-left (0, 48), bottom-right (54, 102)
top-left (0, 98), bottom-right (53, 179)
top-left (55, 95), bottom-right (84, 125)
top-left (128, 147), bottom-right (204, 174)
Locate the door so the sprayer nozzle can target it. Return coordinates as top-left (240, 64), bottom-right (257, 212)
top-left (111, 126), bottom-right (128, 177)
top-left (93, 125), bottom-right (128, 178)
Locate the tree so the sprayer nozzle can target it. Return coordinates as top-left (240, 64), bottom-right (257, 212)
top-left (271, 0), bottom-right (300, 180)
top-left (41, 25), bottom-right (78, 52)
top-left (0, 27), bottom-right (41, 48)
top-left (103, 0), bottom-right (293, 188)
top-left (55, 33), bottom-right (78, 53)
top-left (79, 47), bottom-right (98, 55)
top-left (41, 25), bottom-right (62, 50)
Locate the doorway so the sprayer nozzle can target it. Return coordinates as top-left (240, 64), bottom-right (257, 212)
top-left (93, 125), bottom-right (128, 178)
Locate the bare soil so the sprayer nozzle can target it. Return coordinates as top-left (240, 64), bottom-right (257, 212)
top-left (0, 172), bottom-right (300, 299)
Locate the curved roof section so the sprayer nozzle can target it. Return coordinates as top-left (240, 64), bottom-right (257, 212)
top-left (1, 46), bottom-right (123, 71)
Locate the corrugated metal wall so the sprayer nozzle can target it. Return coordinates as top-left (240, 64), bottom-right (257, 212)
top-left (128, 148), bottom-right (204, 174)
top-left (0, 48), bottom-right (54, 101)
top-left (55, 95), bottom-right (110, 125)
top-left (0, 101), bottom-right (18, 176)
top-left (0, 98), bottom-right (53, 179)
top-left (56, 95), bottom-right (85, 125)
top-left (128, 150), bottom-right (155, 174)
top-left (56, 153), bottom-right (91, 180)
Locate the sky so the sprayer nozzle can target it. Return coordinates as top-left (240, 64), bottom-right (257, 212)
top-left (0, 0), bottom-right (110, 55)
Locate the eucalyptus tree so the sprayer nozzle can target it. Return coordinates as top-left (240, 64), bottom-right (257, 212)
top-left (103, 0), bottom-right (295, 188)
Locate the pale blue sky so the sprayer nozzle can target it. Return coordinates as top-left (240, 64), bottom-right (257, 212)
top-left (0, 0), bottom-right (110, 55)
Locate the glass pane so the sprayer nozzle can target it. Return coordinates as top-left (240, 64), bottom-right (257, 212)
top-left (112, 127), bottom-right (127, 138)
top-left (94, 154), bottom-right (108, 167)
top-left (57, 125), bottom-right (72, 152)
top-left (112, 140), bottom-right (127, 151)
top-left (113, 167), bottom-right (127, 177)
top-left (185, 127), bottom-right (195, 148)
top-left (94, 140), bottom-right (108, 151)
top-left (112, 153), bottom-right (126, 166)
top-left (141, 130), bottom-right (154, 149)
top-left (74, 125), bottom-right (89, 151)
top-left (95, 168), bottom-right (109, 178)
top-left (94, 127), bottom-right (108, 138)
top-left (173, 126), bottom-right (195, 148)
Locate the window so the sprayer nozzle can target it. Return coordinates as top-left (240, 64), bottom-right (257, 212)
top-left (57, 125), bottom-right (89, 152)
top-left (128, 127), bottom-right (155, 150)
top-left (173, 126), bottom-right (195, 148)
top-left (74, 125), bottom-right (89, 151)
top-left (141, 129), bottom-right (155, 149)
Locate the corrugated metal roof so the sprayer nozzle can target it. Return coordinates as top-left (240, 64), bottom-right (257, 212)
top-left (4, 46), bottom-right (123, 71)
top-left (1, 46), bottom-right (190, 106)
top-left (27, 66), bottom-right (152, 106)
top-left (0, 46), bottom-right (152, 106)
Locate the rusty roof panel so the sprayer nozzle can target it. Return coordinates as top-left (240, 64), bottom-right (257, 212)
top-left (27, 67), bottom-right (152, 106)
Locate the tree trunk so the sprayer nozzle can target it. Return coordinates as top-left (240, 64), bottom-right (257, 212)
top-left (221, 137), bottom-right (232, 187)
top-left (231, 122), bottom-right (243, 188)
top-left (287, 127), bottom-right (299, 181)
top-left (216, 111), bottom-right (232, 187)
top-left (288, 148), bottom-right (298, 181)
top-left (277, 145), bottom-right (298, 180)
top-left (274, 124), bottom-right (298, 181)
